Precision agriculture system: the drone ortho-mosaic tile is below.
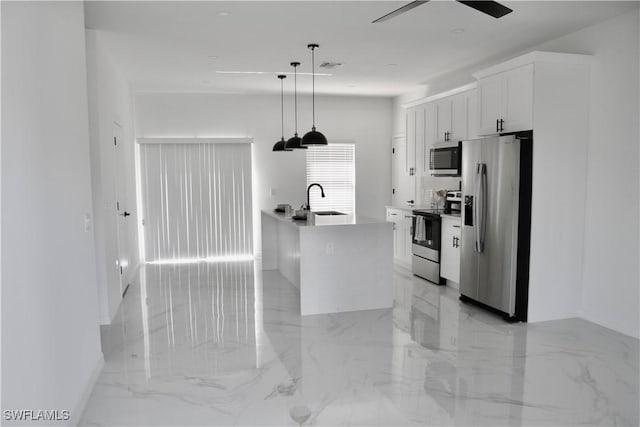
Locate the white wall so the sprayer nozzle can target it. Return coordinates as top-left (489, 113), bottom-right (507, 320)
top-left (85, 30), bottom-right (139, 324)
top-left (1, 2), bottom-right (103, 423)
top-left (391, 9), bottom-right (639, 338)
top-left (534, 10), bottom-right (639, 338)
top-left (134, 93), bottom-right (392, 241)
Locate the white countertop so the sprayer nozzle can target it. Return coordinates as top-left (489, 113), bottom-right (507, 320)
top-left (385, 205), bottom-right (425, 212)
top-left (440, 213), bottom-right (462, 221)
top-left (262, 209), bottom-right (389, 228)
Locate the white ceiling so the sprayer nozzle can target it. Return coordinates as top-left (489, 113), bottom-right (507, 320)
top-left (84, 1), bottom-right (638, 97)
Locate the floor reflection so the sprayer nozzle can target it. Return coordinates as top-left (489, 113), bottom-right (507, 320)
top-left (82, 262), bottom-right (639, 426)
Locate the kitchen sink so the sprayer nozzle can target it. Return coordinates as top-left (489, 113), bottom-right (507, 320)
top-left (313, 210), bottom-right (346, 216)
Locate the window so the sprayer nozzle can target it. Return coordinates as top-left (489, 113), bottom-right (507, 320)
top-left (306, 143), bottom-right (355, 214)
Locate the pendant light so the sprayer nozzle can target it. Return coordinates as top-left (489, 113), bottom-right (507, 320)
top-left (301, 43), bottom-right (327, 146)
top-left (272, 74), bottom-right (292, 152)
top-left (285, 62), bottom-right (307, 150)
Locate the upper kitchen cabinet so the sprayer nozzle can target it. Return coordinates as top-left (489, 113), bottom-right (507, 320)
top-left (405, 106), bottom-right (419, 176)
top-left (405, 87), bottom-right (476, 182)
top-left (435, 91), bottom-right (469, 144)
top-left (418, 103), bottom-right (436, 176)
top-left (477, 63), bottom-right (533, 135)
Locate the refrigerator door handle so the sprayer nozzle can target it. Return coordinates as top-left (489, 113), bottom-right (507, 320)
top-left (474, 163), bottom-right (481, 252)
top-left (475, 163), bottom-right (487, 252)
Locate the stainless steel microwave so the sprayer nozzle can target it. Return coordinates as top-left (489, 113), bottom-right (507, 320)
top-left (428, 140), bottom-right (461, 176)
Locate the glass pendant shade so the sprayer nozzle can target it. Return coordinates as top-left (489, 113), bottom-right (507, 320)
top-left (272, 74), bottom-right (292, 151)
top-left (301, 43), bottom-right (327, 146)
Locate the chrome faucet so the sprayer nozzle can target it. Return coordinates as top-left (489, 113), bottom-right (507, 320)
top-left (306, 183), bottom-right (325, 211)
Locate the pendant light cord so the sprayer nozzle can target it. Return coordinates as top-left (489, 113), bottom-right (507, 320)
top-left (312, 47), bottom-right (316, 127)
top-left (293, 63), bottom-right (298, 134)
top-left (280, 77), bottom-right (284, 138)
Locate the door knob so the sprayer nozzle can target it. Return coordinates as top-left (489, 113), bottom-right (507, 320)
top-left (121, 211), bottom-right (131, 217)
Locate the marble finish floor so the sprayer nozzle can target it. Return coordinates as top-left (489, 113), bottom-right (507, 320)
top-left (80, 262), bottom-right (639, 426)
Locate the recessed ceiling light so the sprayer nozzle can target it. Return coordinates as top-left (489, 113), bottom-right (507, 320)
top-left (348, 84), bottom-right (357, 88)
top-left (217, 11), bottom-right (231, 17)
top-left (202, 80), bottom-right (211, 84)
top-left (208, 55), bottom-right (219, 60)
top-left (451, 28), bottom-right (465, 34)
top-left (386, 63), bottom-right (398, 67)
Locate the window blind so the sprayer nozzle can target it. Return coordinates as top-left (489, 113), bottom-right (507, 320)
top-left (139, 142), bottom-right (253, 263)
top-left (306, 143), bottom-right (355, 214)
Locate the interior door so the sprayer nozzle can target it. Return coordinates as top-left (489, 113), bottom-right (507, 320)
top-left (113, 122), bottom-right (131, 295)
top-left (475, 135), bottom-right (520, 315)
top-left (392, 135), bottom-right (414, 205)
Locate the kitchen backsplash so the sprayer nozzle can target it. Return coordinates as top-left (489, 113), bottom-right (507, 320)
top-left (418, 175), bottom-right (461, 206)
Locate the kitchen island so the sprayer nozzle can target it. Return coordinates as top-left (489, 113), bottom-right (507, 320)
top-left (261, 210), bottom-right (393, 315)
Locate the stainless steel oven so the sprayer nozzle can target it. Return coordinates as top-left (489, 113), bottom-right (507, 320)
top-left (412, 210), bottom-right (444, 285)
top-left (429, 140), bottom-right (462, 176)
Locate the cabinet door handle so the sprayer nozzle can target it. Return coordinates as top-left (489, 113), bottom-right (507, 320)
top-left (496, 119), bottom-right (499, 133)
top-left (453, 224), bottom-right (461, 228)
top-left (499, 119), bottom-right (504, 132)
top-left (390, 213), bottom-right (397, 216)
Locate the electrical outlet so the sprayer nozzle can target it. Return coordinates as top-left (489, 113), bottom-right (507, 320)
top-left (270, 188), bottom-right (277, 196)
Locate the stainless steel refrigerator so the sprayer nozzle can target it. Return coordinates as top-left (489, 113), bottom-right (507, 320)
top-left (460, 133), bottom-right (532, 321)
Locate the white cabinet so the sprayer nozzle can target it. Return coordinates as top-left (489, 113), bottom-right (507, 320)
top-left (434, 91), bottom-right (473, 144)
top-left (405, 107), bottom-right (420, 176)
top-left (467, 89), bottom-right (479, 140)
top-left (440, 216), bottom-right (461, 287)
top-left (477, 63), bottom-right (533, 135)
top-left (391, 135), bottom-right (415, 206)
top-left (450, 93), bottom-right (468, 142)
top-left (410, 89), bottom-right (476, 200)
top-left (417, 103), bottom-right (436, 177)
top-left (435, 98), bottom-right (452, 143)
top-left (386, 208), bottom-right (414, 268)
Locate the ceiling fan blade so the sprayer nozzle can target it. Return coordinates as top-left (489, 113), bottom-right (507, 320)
top-left (456, 1), bottom-right (513, 18)
top-left (372, 1), bottom-right (429, 23)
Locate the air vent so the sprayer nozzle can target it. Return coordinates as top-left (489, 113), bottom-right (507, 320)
top-left (319, 62), bottom-right (343, 70)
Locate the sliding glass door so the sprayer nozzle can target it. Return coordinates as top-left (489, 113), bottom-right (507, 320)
top-left (139, 142), bottom-right (253, 263)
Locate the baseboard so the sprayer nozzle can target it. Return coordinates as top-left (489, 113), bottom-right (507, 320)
top-left (70, 352), bottom-right (104, 426)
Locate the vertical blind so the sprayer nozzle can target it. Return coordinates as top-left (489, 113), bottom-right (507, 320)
top-left (139, 142), bottom-right (253, 263)
top-left (306, 143), bottom-right (355, 214)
